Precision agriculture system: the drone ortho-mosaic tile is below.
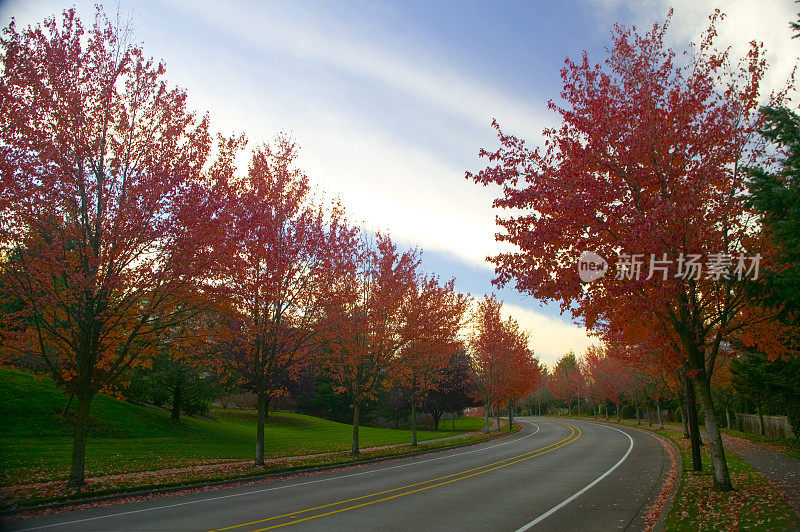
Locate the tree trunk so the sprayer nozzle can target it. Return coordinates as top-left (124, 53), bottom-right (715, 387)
top-left (657, 401), bottom-right (663, 429)
top-left (635, 403), bottom-right (640, 424)
top-left (679, 396), bottom-right (690, 438)
top-left (616, 400), bottom-right (621, 422)
top-left (411, 402), bottom-right (418, 446)
top-left (757, 402), bottom-right (765, 436)
top-left (352, 402), bottom-right (362, 454)
top-left (255, 379), bottom-right (267, 466)
top-left (577, 396), bottom-right (581, 417)
top-left (693, 375), bottom-right (733, 491)
top-left (684, 377), bottom-right (702, 472)
top-left (725, 407), bottom-right (731, 430)
top-left (61, 393), bottom-right (74, 416)
top-left (508, 401), bottom-right (514, 430)
top-left (484, 403), bottom-right (490, 433)
top-left (68, 390), bottom-right (93, 487)
top-left (646, 405), bottom-right (652, 426)
top-left (171, 379), bottom-right (182, 421)
top-left (433, 412), bottom-right (441, 432)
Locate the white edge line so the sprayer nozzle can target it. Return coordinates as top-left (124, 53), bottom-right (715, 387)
top-left (515, 424), bottom-right (634, 532)
top-left (17, 423), bottom-right (541, 531)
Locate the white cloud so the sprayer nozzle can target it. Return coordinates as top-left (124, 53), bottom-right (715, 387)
top-left (501, 303), bottom-right (600, 370)
top-left (155, 0), bottom-right (530, 269)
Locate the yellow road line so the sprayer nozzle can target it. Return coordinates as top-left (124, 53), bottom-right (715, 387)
top-left (210, 423), bottom-right (581, 532)
top-left (251, 425), bottom-right (581, 532)
top-left (212, 425), bottom-right (576, 532)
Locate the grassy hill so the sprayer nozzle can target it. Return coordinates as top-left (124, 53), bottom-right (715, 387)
top-left (0, 368), bottom-right (483, 487)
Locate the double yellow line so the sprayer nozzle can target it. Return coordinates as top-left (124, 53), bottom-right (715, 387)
top-left (210, 423), bottom-right (581, 532)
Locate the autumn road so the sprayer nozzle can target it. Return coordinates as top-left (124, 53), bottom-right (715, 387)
top-left (6, 418), bottom-right (671, 532)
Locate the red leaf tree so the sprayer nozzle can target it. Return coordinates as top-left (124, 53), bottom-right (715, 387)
top-left (467, 12), bottom-right (792, 490)
top-left (584, 346), bottom-right (632, 421)
top-left (548, 351), bottom-right (585, 416)
top-left (0, 9), bottom-right (217, 486)
top-left (469, 295), bottom-right (539, 431)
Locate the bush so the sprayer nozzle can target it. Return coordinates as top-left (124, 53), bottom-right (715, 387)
top-left (621, 404), bottom-right (637, 419)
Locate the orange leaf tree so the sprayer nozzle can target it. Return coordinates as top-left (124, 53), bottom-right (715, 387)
top-left (469, 295), bottom-right (538, 431)
top-left (322, 234), bottom-right (419, 454)
top-left (211, 137), bottom-right (358, 465)
top-left (392, 275), bottom-right (469, 445)
top-left (499, 321), bottom-right (540, 429)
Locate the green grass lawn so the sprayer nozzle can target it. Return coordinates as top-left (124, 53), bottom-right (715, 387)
top-left (0, 368), bottom-right (484, 486)
top-left (661, 426), bottom-right (799, 531)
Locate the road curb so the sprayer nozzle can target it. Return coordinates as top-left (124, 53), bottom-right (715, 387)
top-left (652, 435), bottom-right (681, 532)
top-left (2, 425), bottom-right (521, 519)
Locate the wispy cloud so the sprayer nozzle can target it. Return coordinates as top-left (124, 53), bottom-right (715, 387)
top-left (172, 0), bottom-right (549, 140)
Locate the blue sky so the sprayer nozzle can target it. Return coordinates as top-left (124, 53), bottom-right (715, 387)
top-left (2, 0), bottom-right (797, 367)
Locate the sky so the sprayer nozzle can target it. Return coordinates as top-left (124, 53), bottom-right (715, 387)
top-left (1, 0), bottom-right (797, 368)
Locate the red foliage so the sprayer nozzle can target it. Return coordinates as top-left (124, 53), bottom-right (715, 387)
top-left (470, 295), bottom-right (540, 413)
top-left (209, 136), bottom-right (358, 463)
top-left (584, 346), bottom-right (633, 405)
top-left (0, 7), bottom-right (219, 485)
top-left (467, 11), bottom-right (796, 490)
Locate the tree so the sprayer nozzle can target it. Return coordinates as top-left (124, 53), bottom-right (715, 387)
top-left (747, 106), bottom-right (800, 311)
top-left (470, 295), bottom-right (538, 431)
top-left (711, 363), bottom-right (739, 430)
top-left (422, 349), bottom-right (479, 431)
top-left (585, 346), bottom-right (632, 421)
top-left (470, 295), bottom-right (507, 432)
top-left (0, 9), bottom-right (217, 486)
top-left (124, 351), bottom-right (217, 419)
top-left (731, 347), bottom-right (800, 437)
top-left (499, 322), bottom-right (540, 429)
top-left (122, 304), bottom-right (232, 420)
top-left (549, 351), bottom-right (583, 416)
top-left (467, 12), bottom-right (793, 490)
top-left (387, 385), bottom-right (411, 428)
top-left (392, 276), bottom-right (469, 445)
top-left (212, 137), bottom-right (357, 466)
top-left (323, 234), bottom-right (418, 454)
top-left (521, 372), bottom-right (553, 416)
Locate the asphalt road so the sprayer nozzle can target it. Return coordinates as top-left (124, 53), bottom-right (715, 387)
top-left (5, 418), bottom-right (670, 532)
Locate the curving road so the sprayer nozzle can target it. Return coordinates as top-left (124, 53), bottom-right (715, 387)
top-left (5, 418), bottom-right (670, 532)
